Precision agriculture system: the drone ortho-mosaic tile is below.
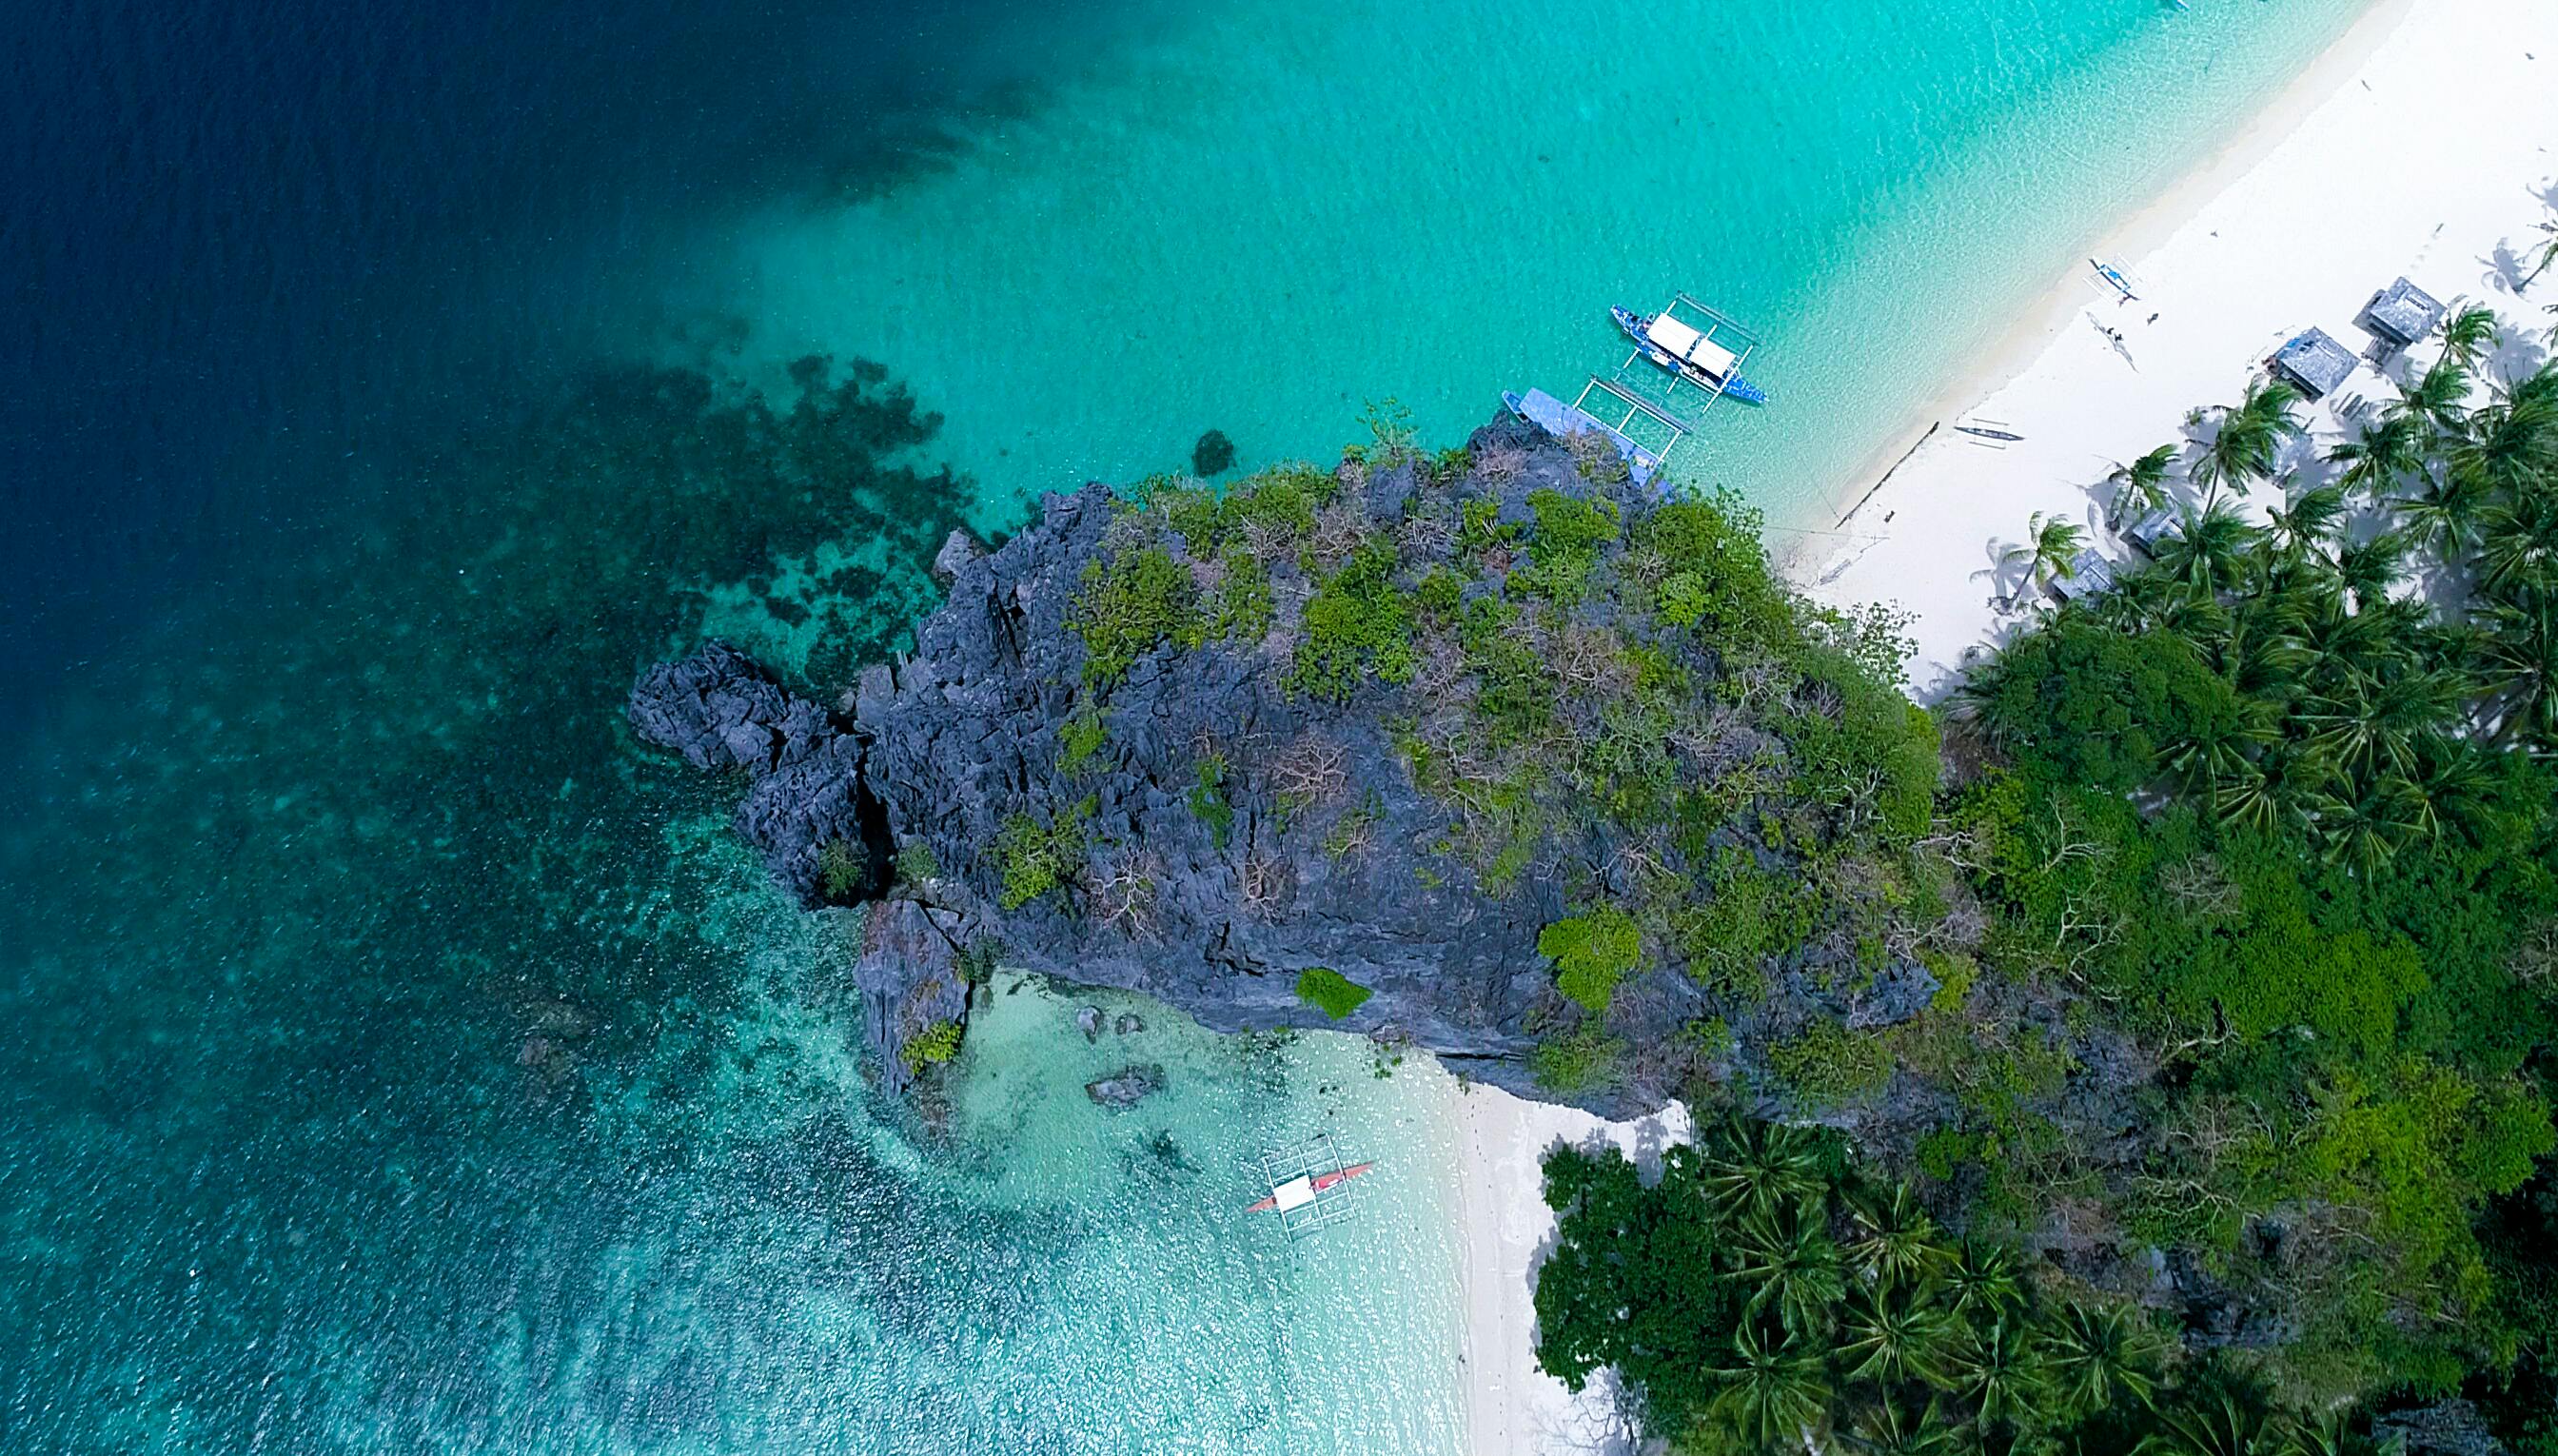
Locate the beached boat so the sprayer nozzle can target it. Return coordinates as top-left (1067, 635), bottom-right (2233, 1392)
top-left (1611, 304), bottom-right (1770, 405)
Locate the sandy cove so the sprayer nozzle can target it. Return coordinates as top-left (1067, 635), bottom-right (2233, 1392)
top-left (1458, 1), bottom-right (2558, 1449)
top-left (1800, 0), bottom-right (2558, 701)
top-left (1457, 1083), bottom-right (1690, 1456)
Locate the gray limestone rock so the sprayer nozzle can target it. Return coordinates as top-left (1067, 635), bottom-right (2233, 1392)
top-left (1085, 1064), bottom-right (1166, 1109)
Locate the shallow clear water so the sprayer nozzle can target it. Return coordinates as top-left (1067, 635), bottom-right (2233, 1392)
top-left (0, 0), bottom-right (2371, 1449)
top-left (712, 0), bottom-right (2369, 531)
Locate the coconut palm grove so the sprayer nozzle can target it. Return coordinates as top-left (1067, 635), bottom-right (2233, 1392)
top-left (1532, 311), bottom-right (2558, 1449)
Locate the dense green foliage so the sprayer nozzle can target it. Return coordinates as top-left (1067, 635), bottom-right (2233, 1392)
top-left (1767, 1018), bottom-right (1892, 1110)
top-left (1188, 754), bottom-right (1234, 850)
top-left (1289, 537), bottom-right (1417, 700)
top-left (1520, 313), bottom-right (2558, 1442)
top-left (1293, 967), bottom-right (1372, 1020)
top-left (1057, 707), bottom-right (1109, 776)
top-left (817, 838), bottom-right (866, 902)
top-left (1535, 1123), bottom-right (2256, 1453)
top-left (1945, 328), bottom-right (2558, 1405)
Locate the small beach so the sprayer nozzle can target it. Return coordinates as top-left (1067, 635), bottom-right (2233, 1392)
top-left (1456, 1086), bottom-right (1691, 1456)
top-left (1802, 0), bottom-right (2558, 698)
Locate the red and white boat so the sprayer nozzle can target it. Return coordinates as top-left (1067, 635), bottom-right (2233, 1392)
top-left (1245, 1161), bottom-right (1374, 1213)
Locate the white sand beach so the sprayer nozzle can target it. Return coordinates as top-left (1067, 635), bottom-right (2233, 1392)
top-left (1457, 1084), bottom-right (1690, 1455)
top-left (1800, 0), bottom-right (2558, 699)
top-left (1458, 4), bottom-right (2557, 1450)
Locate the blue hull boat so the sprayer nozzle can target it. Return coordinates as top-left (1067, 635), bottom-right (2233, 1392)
top-left (1611, 305), bottom-right (1770, 405)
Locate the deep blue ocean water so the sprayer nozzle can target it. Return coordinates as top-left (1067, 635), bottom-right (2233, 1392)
top-left (0, 0), bottom-right (2367, 1449)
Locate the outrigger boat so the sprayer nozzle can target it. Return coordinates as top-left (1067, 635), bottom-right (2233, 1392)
top-left (1249, 1132), bottom-right (1373, 1237)
top-left (1612, 298), bottom-right (1770, 406)
top-left (1245, 1161), bottom-right (1375, 1213)
top-left (1501, 378), bottom-right (1683, 489)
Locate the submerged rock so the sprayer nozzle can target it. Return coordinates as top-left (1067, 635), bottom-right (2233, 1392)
top-left (1190, 428), bottom-right (1236, 477)
top-left (1077, 1006), bottom-right (1105, 1043)
top-left (1114, 1013), bottom-right (1145, 1036)
top-left (1085, 1064), bottom-right (1165, 1109)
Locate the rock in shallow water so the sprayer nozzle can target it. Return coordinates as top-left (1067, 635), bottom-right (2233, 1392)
top-left (1085, 1064), bottom-right (1165, 1109)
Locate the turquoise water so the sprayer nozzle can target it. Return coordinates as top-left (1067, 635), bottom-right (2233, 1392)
top-left (707, 0), bottom-right (2370, 532)
top-left (1, 0), bottom-right (2375, 1450)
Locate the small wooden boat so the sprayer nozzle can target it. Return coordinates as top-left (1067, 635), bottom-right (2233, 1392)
top-left (1246, 1161), bottom-right (1374, 1212)
top-left (1955, 425), bottom-right (2023, 442)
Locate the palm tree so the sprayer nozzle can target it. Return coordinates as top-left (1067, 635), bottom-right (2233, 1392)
top-left (2332, 529), bottom-right (2411, 609)
top-left (2003, 512), bottom-right (2088, 594)
top-left (1839, 1283), bottom-right (1960, 1389)
top-left (2327, 410), bottom-right (2430, 502)
top-left (2401, 733), bottom-right (2497, 841)
top-left (2478, 592), bottom-right (2558, 746)
top-left (1846, 1182), bottom-right (1950, 1287)
top-left (2266, 482), bottom-right (2350, 561)
top-left (2164, 702), bottom-right (2279, 809)
top-left (2107, 443), bottom-right (2181, 531)
top-left (1728, 1207), bottom-right (1849, 1337)
top-left (2308, 773), bottom-right (2425, 873)
top-left (1843, 1397), bottom-right (1960, 1456)
top-left (2476, 482), bottom-right (2558, 598)
top-left (1941, 1239), bottom-right (2025, 1325)
top-left (2437, 303), bottom-right (2502, 370)
top-left (2038, 1301), bottom-right (2164, 1419)
top-left (1709, 1319), bottom-right (1833, 1451)
top-left (2137, 1386), bottom-right (2283, 1456)
top-left (2449, 387), bottom-right (2558, 504)
top-left (1700, 1117), bottom-right (1828, 1222)
top-left (2391, 354), bottom-right (2473, 436)
top-left (2396, 469), bottom-right (2494, 558)
top-left (2306, 667), bottom-right (2464, 779)
top-left (2156, 502), bottom-right (2263, 596)
top-left (2215, 741), bottom-right (2335, 838)
top-left (1952, 1316), bottom-right (2051, 1432)
top-left (2189, 378), bottom-right (2303, 505)
top-left (2522, 224), bottom-right (2558, 294)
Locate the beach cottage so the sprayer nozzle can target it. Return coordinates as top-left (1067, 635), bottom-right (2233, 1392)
top-left (2271, 327), bottom-right (2358, 401)
top-left (2359, 276), bottom-right (2447, 354)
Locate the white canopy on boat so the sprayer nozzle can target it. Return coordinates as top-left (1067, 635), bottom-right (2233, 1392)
top-left (1644, 313), bottom-right (1737, 381)
top-left (1269, 1175), bottom-right (1317, 1212)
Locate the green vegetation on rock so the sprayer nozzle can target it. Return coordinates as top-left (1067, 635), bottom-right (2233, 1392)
top-left (1539, 905), bottom-right (1643, 1013)
top-left (902, 1018), bottom-right (964, 1072)
top-left (1069, 545), bottom-right (1195, 688)
top-left (1288, 538), bottom-right (1415, 700)
top-left (1294, 967), bottom-right (1371, 1020)
top-left (817, 838), bottom-right (865, 902)
top-left (1767, 1018), bottom-right (1891, 1110)
top-left (991, 796), bottom-right (1094, 910)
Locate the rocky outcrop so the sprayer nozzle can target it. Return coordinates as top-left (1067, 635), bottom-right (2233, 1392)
top-left (852, 899), bottom-right (971, 1095)
top-left (628, 639), bottom-right (888, 906)
top-left (626, 417), bottom-right (1934, 1111)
